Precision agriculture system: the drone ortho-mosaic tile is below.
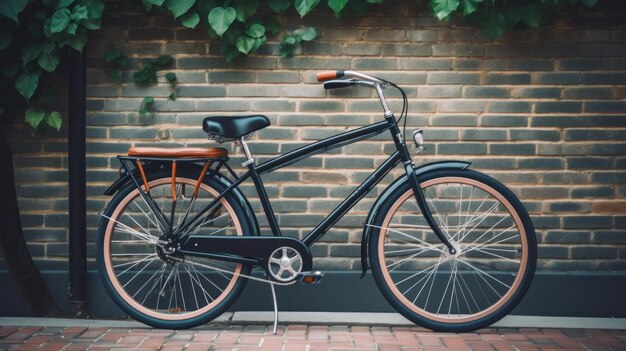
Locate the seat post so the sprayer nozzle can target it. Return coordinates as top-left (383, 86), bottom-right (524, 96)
top-left (240, 137), bottom-right (255, 167)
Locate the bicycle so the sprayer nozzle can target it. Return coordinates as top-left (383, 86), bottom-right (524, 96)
top-left (97, 70), bottom-right (537, 333)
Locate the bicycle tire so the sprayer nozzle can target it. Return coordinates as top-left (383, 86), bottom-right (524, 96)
top-left (369, 169), bottom-right (536, 332)
top-left (97, 167), bottom-right (255, 329)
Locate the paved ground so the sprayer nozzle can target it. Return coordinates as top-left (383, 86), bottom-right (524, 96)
top-left (1, 321), bottom-right (625, 351)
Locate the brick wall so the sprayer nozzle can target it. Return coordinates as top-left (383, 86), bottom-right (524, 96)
top-left (4, 1), bottom-right (626, 275)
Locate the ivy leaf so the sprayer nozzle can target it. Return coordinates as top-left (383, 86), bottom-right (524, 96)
top-left (165, 0), bottom-right (194, 18)
top-left (22, 43), bottom-right (44, 64)
top-left (38, 49), bottom-right (60, 72)
top-left (265, 17), bottom-right (281, 34)
top-left (245, 23), bottom-right (265, 38)
top-left (15, 72), bottom-right (39, 101)
top-left (0, 32), bottom-right (12, 51)
top-left (46, 111), bottom-right (62, 131)
top-left (208, 7), bottom-right (237, 36)
top-left (25, 107), bottom-right (46, 129)
top-left (520, 3), bottom-right (541, 28)
top-left (69, 28), bottom-right (88, 52)
top-left (233, 0), bottom-right (258, 22)
top-left (220, 41), bottom-right (241, 62)
top-left (67, 22), bottom-right (78, 34)
top-left (268, 0), bottom-right (291, 13)
top-left (82, 0), bottom-right (104, 30)
top-left (299, 27), bottom-right (316, 41)
top-left (51, 8), bottom-right (71, 33)
top-left (0, 0), bottom-right (28, 23)
top-left (295, 0), bottom-right (320, 17)
top-left (165, 72), bottom-right (177, 83)
top-left (143, 0), bottom-right (165, 11)
top-left (328, 0), bottom-right (348, 16)
top-left (179, 11), bottom-right (200, 28)
top-left (168, 93), bottom-right (176, 101)
top-left (462, 0), bottom-right (482, 16)
top-left (133, 69), bottom-right (156, 84)
top-left (71, 5), bottom-right (88, 21)
top-left (482, 12), bottom-right (505, 39)
top-left (366, 0), bottom-right (384, 3)
top-left (157, 55), bottom-right (173, 67)
top-left (251, 36), bottom-right (266, 52)
top-left (143, 96), bottom-right (154, 104)
top-left (431, 0), bottom-right (460, 20)
top-left (236, 35), bottom-right (255, 54)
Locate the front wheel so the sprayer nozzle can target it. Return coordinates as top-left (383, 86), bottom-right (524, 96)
top-left (369, 169), bottom-right (536, 332)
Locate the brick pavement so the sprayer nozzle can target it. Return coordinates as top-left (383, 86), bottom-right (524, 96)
top-left (0, 323), bottom-right (624, 351)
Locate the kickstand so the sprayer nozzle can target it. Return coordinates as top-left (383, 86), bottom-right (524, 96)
top-left (269, 282), bottom-right (279, 335)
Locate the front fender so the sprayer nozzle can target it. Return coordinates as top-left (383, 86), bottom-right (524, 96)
top-left (359, 160), bottom-right (471, 277)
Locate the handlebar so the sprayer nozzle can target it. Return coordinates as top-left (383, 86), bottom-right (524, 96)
top-left (317, 70), bottom-right (385, 85)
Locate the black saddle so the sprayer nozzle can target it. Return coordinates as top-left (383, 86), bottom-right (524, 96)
top-left (203, 115), bottom-right (270, 139)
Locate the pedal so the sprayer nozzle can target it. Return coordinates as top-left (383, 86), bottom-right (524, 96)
top-left (298, 271), bottom-right (324, 284)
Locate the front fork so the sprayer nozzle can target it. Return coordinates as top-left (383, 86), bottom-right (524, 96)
top-left (387, 113), bottom-right (457, 255)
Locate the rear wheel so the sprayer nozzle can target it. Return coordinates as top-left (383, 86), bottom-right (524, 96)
top-left (369, 169), bottom-right (536, 332)
top-left (97, 168), bottom-right (254, 329)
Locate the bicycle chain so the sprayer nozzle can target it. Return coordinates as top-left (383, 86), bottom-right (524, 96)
top-left (172, 256), bottom-right (297, 286)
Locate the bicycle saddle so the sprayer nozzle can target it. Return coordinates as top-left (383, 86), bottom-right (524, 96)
top-left (203, 115), bottom-right (270, 139)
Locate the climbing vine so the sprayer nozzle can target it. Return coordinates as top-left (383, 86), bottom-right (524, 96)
top-left (0, 0), bottom-right (600, 130)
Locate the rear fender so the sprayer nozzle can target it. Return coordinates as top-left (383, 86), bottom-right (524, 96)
top-left (359, 161), bottom-right (471, 277)
top-left (103, 163), bottom-right (260, 236)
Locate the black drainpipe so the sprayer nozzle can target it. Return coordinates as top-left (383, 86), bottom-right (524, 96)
top-left (68, 48), bottom-right (87, 317)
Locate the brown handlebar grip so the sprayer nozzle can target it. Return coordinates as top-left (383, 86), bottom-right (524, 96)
top-left (317, 70), bottom-right (345, 82)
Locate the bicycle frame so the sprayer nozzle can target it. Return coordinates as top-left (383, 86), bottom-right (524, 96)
top-left (172, 112), bottom-right (433, 250)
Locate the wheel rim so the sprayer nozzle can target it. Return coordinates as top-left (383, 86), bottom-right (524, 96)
top-left (103, 177), bottom-right (243, 321)
top-left (377, 177), bottom-right (528, 324)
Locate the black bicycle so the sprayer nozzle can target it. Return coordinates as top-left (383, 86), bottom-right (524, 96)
top-left (97, 70), bottom-right (537, 333)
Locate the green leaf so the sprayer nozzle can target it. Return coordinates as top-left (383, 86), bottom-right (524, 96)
top-left (251, 36), bottom-right (266, 52)
top-left (51, 8), bottom-right (71, 33)
top-left (168, 93), bottom-right (176, 101)
top-left (236, 35), bottom-right (255, 54)
top-left (245, 23), bottom-right (265, 38)
top-left (57, 0), bottom-right (76, 9)
top-left (67, 22), bottom-right (78, 34)
top-left (82, 0), bottom-right (104, 30)
top-left (265, 18), bottom-right (281, 34)
top-left (15, 73), bottom-right (39, 101)
top-left (268, 0), bottom-right (290, 13)
top-left (220, 41), bottom-right (241, 62)
top-left (580, 0), bottom-right (598, 7)
top-left (299, 27), bottom-right (316, 41)
top-left (38, 50), bottom-right (60, 72)
top-left (156, 55), bottom-right (173, 67)
top-left (22, 43), bottom-right (44, 64)
top-left (46, 111), bottom-right (62, 131)
top-left (520, 3), bottom-right (541, 28)
top-left (71, 5), bottom-right (88, 21)
top-left (0, 32), bottom-right (11, 51)
top-left (462, 0), bottom-right (481, 16)
top-left (366, 0), bottom-right (383, 3)
top-left (165, 72), bottom-right (177, 82)
top-left (0, 0), bottom-right (28, 23)
top-left (105, 49), bottom-right (123, 63)
top-left (143, 0), bottom-right (165, 10)
top-left (295, 0), bottom-right (319, 17)
top-left (25, 107), bottom-right (46, 129)
top-left (69, 28), bottom-right (88, 52)
top-left (138, 108), bottom-right (150, 117)
top-left (328, 0), bottom-right (348, 16)
top-left (133, 69), bottom-right (156, 84)
top-left (431, 0), bottom-right (460, 20)
top-left (233, 0), bottom-right (258, 22)
top-left (143, 96), bottom-right (154, 104)
top-left (179, 11), bottom-right (200, 28)
top-left (482, 12), bottom-right (506, 39)
top-left (208, 7), bottom-right (237, 36)
top-left (165, 0), bottom-right (195, 18)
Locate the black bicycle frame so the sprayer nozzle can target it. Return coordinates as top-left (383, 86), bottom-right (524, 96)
top-left (174, 115), bottom-right (414, 247)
